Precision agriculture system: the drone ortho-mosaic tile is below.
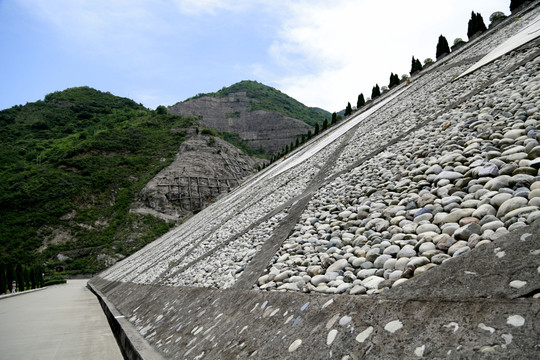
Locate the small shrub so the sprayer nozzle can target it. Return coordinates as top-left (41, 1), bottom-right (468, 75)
top-left (43, 275), bottom-right (66, 286)
top-left (490, 11), bottom-right (506, 22)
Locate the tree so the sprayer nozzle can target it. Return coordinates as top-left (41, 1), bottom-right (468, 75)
top-left (295, 137), bottom-right (300, 148)
top-left (314, 122), bottom-right (320, 135)
top-left (410, 56), bottom-right (423, 75)
top-left (155, 105), bottom-right (167, 115)
top-left (388, 73), bottom-right (400, 89)
top-left (331, 112), bottom-right (337, 125)
top-left (15, 264), bottom-right (24, 292)
top-left (6, 265), bottom-right (14, 293)
top-left (357, 93), bottom-right (366, 108)
top-left (371, 84), bottom-right (381, 99)
top-left (436, 35), bottom-right (451, 59)
top-left (0, 263), bottom-right (6, 294)
top-left (510, 0), bottom-right (526, 12)
top-left (307, 130), bottom-right (312, 139)
top-left (345, 102), bottom-right (353, 116)
top-left (322, 118), bottom-right (328, 131)
top-left (489, 11), bottom-right (506, 27)
top-left (23, 267), bottom-right (30, 290)
top-left (452, 38), bottom-right (466, 51)
top-left (467, 11), bottom-right (487, 40)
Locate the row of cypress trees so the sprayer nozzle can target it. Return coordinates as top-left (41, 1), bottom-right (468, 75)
top-left (259, 111), bottom-right (345, 170)
top-left (0, 262), bottom-right (44, 294)
top-left (261, 1), bottom-right (526, 172)
top-left (345, 6), bottom-right (510, 116)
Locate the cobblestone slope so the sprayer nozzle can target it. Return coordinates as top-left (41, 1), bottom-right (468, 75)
top-left (90, 4), bottom-right (540, 359)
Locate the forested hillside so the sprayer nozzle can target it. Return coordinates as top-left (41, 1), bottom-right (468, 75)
top-left (0, 87), bottom-right (196, 277)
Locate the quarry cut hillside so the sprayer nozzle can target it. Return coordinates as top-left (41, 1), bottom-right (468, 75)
top-left (168, 81), bottom-right (329, 155)
top-left (90, 4), bottom-right (540, 359)
top-left (131, 132), bottom-right (262, 221)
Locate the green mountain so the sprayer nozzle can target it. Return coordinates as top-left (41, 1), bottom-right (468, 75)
top-left (0, 83), bottom-right (330, 277)
top-left (188, 80), bottom-right (330, 127)
top-left (0, 86), bottom-right (196, 275)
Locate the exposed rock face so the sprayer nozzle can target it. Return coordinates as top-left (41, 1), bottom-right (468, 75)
top-left (131, 132), bottom-right (260, 221)
top-left (168, 92), bottom-right (312, 155)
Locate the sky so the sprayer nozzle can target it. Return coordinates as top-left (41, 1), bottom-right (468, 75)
top-left (0, 0), bottom-right (511, 113)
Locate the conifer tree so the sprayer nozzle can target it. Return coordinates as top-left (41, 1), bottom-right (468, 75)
top-left (436, 35), bottom-right (451, 59)
top-left (0, 263), bottom-right (6, 294)
top-left (314, 122), bottom-right (320, 135)
top-left (371, 84), bottom-right (381, 99)
top-left (16, 264), bottom-right (24, 292)
top-left (510, 0), bottom-right (526, 12)
top-left (307, 130), bottom-right (312, 139)
top-left (331, 112), bottom-right (337, 125)
top-left (295, 137), bottom-right (300, 148)
top-left (389, 73), bottom-right (400, 88)
top-left (357, 93), bottom-right (365, 108)
top-left (467, 11), bottom-right (487, 40)
top-left (345, 102), bottom-right (353, 116)
top-left (6, 265), bottom-right (14, 292)
top-left (322, 118), bottom-right (328, 131)
top-left (410, 56), bottom-right (423, 75)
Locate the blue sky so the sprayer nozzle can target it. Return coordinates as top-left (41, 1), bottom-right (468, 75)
top-left (1, 0), bottom-right (510, 112)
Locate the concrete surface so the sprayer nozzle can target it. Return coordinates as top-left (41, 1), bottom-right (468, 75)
top-left (459, 13), bottom-right (540, 78)
top-left (89, 3), bottom-right (540, 359)
top-left (0, 279), bottom-right (122, 360)
top-left (90, 222), bottom-right (540, 359)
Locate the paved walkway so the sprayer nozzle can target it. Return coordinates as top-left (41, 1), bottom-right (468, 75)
top-left (0, 279), bottom-right (122, 360)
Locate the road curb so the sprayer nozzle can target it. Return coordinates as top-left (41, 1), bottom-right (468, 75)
top-left (0, 287), bottom-right (47, 300)
top-left (87, 280), bottom-right (163, 360)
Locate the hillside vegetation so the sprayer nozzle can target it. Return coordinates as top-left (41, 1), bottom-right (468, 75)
top-left (188, 80), bottom-right (330, 126)
top-left (0, 87), bottom-right (196, 275)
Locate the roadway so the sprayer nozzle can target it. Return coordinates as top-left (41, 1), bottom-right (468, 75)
top-left (0, 279), bottom-right (122, 360)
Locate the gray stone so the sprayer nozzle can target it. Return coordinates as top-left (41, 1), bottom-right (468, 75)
top-left (472, 204), bottom-right (497, 218)
top-left (416, 224), bottom-right (441, 234)
top-left (454, 223), bottom-right (482, 240)
top-left (311, 275), bottom-right (328, 286)
top-left (478, 164), bottom-right (499, 177)
top-left (490, 193), bottom-right (513, 207)
top-left (441, 209), bottom-right (475, 224)
top-left (431, 253), bottom-right (451, 264)
top-left (484, 175), bottom-right (511, 191)
top-left (383, 245), bottom-right (400, 256)
top-left (374, 255), bottom-right (392, 269)
top-left (397, 245), bottom-right (416, 258)
top-left (435, 171), bottom-right (463, 181)
top-left (497, 197), bottom-right (528, 218)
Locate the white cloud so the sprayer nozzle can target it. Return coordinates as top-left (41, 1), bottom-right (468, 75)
top-left (260, 0), bottom-right (510, 111)
top-left (173, 0), bottom-right (254, 15)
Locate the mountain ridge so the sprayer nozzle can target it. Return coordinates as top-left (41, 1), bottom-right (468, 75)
top-left (0, 83), bottom-right (326, 278)
top-left (169, 80), bottom-right (331, 155)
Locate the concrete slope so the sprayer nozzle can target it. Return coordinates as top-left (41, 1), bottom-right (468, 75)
top-left (90, 3), bottom-right (540, 359)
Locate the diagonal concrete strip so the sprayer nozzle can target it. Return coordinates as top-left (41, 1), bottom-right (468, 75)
top-left (458, 14), bottom-right (540, 78)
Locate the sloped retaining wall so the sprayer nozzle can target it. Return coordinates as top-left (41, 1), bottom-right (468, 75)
top-left (89, 220), bottom-right (540, 359)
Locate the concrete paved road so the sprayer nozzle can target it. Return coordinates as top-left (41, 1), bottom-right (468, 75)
top-left (0, 279), bottom-right (122, 360)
